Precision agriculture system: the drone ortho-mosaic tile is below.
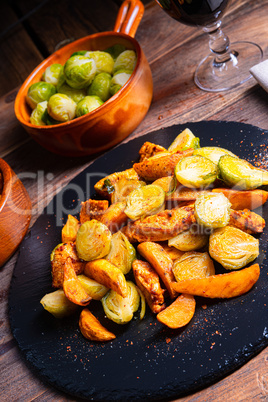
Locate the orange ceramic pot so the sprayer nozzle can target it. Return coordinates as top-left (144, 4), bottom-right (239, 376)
top-left (0, 159), bottom-right (32, 267)
top-left (14, 0), bottom-right (153, 157)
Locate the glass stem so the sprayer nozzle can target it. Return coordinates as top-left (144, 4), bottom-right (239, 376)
top-left (203, 21), bottom-right (233, 66)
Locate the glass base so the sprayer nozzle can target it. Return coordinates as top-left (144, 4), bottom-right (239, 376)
top-left (194, 41), bottom-right (263, 92)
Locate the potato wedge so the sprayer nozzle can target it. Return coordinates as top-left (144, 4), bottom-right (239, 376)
top-left (133, 259), bottom-right (166, 314)
top-left (79, 308), bottom-right (116, 341)
top-left (212, 188), bottom-right (268, 210)
top-left (84, 259), bottom-right (128, 298)
top-left (62, 214), bottom-right (80, 243)
top-left (100, 201), bottom-right (129, 233)
top-left (139, 141), bottom-right (167, 162)
top-left (157, 294), bottom-right (196, 328)
top-left (137, 242), bottom-right (177, 299)
top-left (156, 242), bottom-right (185, 261)
top-left (63, 257), bottom-right (91, 306)
top-left (94, 168), bottom-right (139, 199)
top-left (171, 264), bottom-right (260, 298)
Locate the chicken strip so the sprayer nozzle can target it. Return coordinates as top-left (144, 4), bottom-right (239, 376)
top-left (138, 141), bottom-right (167, 162)
top-left (80, 199), bottom-right (109, 224)
top-left (229, 209), bottom-right (265, 234)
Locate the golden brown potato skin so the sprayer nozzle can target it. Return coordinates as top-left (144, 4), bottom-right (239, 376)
top-left (139, 141), bottom-right (167, 162)
top-left (94, 168), bottom-right (139, 199)
top-left (229, 209), bottom-right (265, 234)
top-left (172, 264), bottom-right (260, 298)
top-left (122, 205), bottom-right (196, 243)
top-left (63, 257), bottom-right (91, 306)
top-left (212, 188), bottom-right (268, 210)
top-left (51, 242), bottom-right (85, 288)
top-left (133, 149), bottom-right (194, 181)
top-left (157, 294), bottom-right (196, 329)
top-left (133, 259), bottom-right (166, 314)
top-left (80, 199), bottom-right (109, 224)
top-left (79, 308), bottom-right (116, 341)
top-left (99, 201), bottom-right (129, 233)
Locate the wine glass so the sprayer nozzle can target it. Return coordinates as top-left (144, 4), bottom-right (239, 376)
top-left (154, 0), bottom-right (263, 92)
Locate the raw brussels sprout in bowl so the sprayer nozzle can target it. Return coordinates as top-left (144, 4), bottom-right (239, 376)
top-left (14, 29), bottom-right (153, 156)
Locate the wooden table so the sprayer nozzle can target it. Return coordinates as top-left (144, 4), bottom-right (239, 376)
top-left (1, 0), bottom-right (268, 400)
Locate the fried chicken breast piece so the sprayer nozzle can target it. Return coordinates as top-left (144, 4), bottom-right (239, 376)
top-left (122, 205), bottom-right (196, 242)
top-left (138, 141), bottom-right (167, 162)
top-left (80, 199), bottom-right (109, 224)
top-left (133, 259), bottom-right (166, 314)
top-left (229, 209), bottom-right (265, 234)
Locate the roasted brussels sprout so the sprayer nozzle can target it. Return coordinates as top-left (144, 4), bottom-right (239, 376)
top-left (110, 71), bottom-right (132, 95)
top-left (76, 219), bottom-right (112, 261)
top-left (47, 93), bottom-right (77, 122)
top-left (30, 100), bottom-right (47, 126)
top-left (168, 228), bottom-right (208, 251)
top-left (113, 50), bottom-right (137, 74)
top-left (26, 82), bottom-right (56, 109)
top-left (42, 63), bottom-right (63, 86)
top-left (168, 128), bottom-right (200, 153)
top-left (172, 251), bottom-right (215, 281)
top-left (87, 72), bottom-right (112, 102)
top-left (124, 184), bottom-right (166, 220)
top-left (76, 95), bottom-right (103, 117)
top-left (64, 55), bottom-right (97, 89)
top-left (105, 44), bottom-right (127, 60)
top-left (106, 231), bottom-right (136, 274)
top-left (194, 192), bottom-right (231, 229)
top-left (57, 82), bottom-right (87, 103)
top-left (77, 275), bottom-right (109, 300)
top-left (209, 226), bottom-right (259, 270)
top-left (110, 177), bottom-right (146, 204)
top-left (40, 289), bottom-right (78, 318)
top-left (175, 155), bottom-right (218, 189)
top-left (85, 51), bottom-right (114, 75)
top-left (101, 281), bottom-right (140, 324)
top-left (193, 146), bottom-right (237, 165)
top-left (218, 155), bottom-right (268, 190)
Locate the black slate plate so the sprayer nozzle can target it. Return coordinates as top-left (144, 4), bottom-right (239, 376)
top-left (9, 121), bottom-right (268, 401)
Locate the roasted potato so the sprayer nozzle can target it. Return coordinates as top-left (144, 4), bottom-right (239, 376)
top-left (211, 188), bottom-right (268, 210)
top-left (63, 257), bottom-right (91, 306)
top-left (61, 214), bottom-right (80, 243)
top-left (79, 308), bottom-right (116, 341)
top-left (157, 294), bottom-right (196, 329)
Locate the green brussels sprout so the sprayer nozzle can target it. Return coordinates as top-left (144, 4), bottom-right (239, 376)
top-left (30, 100), bottom-right (47, 126)
top-left (101, 281), bottom-right (140, 324)
top-left (76, 95), bottom-right (103, 117)
top-left (87, 72), bottom-right (112, 102)
top-left (57, 82), bottom-right (86, 103)
top-left (194, 192), bottom-right (231, 229)
top-left (110, 71), bottom-right (131, 95)
top-left (47, 93), bottom-right (77, 122)
top-left (106, 231), bottom-right (136, 274)
top-left (42, 63), bottom-right (63, 86)
top-left (40, 289), bottom-right (78, 318)
top-left (26, 82), bottom-right (56, 109)
top-left (175, 155), bottom-right (218, 188)
top-left (70, 50), bottom-right (88, 57)
top-left (85, 51), bottom-right (114, 74)
top-left (104, 44), bottom-right (127, 60)
top-left (42, 109), bottom-right (62, 125)
top-left (113, 50), bottom-right (137, 74)
top-left (77, 275), bottom-right (109, 300)
top-left (64, 55), bottom-right (97, 89)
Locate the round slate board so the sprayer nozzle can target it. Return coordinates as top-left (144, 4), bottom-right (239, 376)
top-left (9, 121), bottom-right (268, 401)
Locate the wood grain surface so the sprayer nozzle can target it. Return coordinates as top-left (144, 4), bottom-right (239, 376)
top-left (0, 0), bottom-right (268, 401)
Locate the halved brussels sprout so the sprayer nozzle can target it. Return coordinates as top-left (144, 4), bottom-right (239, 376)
top-left (105, 44), bottom-right (127, 60)
top-left (193, 146), bottom-right (237, 165)
top-left (218, 155), bottom-right (268, 190)
top-left (110, 72), bottom-right (132, 95)
top-left (111, 177), bottom-right (146, 203)
top-left (42, 63), bottom-right (63, 86)
top-left (26, 82), bottom-right (56, 109)
top-left (30, 100), bottom-right (47, 126)
top-left (194, 192), bottom-right (231, 229)
top-left (172, 251), bottom-right (215, 281)
top-left (47, 93), bottom-right (77, 122)
top-left (209, 226), bottom-right (259, 270)
top-left (57, 82), bottom-right (87, 103)
top-left (124, 184), bottom-right (166, 220)
top-left (88, 72), bottom-right (112, 102)
top-left (64, 55), bottom-right (97, 89)
top-left (168, 228), bottom-right (208, 251)
top-left (175, 155), bottom-right (218, 189)
top-left (85, 51), bottom-right (114, 74)
top-left (113, 50), bottom-right (137, 74)
top-left (168, 128), bottom-right (200, 152)
top-left (77, 274), bottom-right (109, 300)
top-left (40, 289), bottom-right (78, 318)
top-left (76, 95), bottom-right (103, 117)
top-left (76, 219), bottom-right (112, 261)
top-left (106, 231), bottom-right (136, 274)
top-left (101, 281), bottom-right (140, 324)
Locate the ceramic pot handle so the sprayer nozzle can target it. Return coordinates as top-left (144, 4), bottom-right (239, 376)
top-left (114, 0), bottom-right (144, 38)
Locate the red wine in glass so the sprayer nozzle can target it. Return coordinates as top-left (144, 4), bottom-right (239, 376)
top-left (155, 0), bottom-right (263, 91)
